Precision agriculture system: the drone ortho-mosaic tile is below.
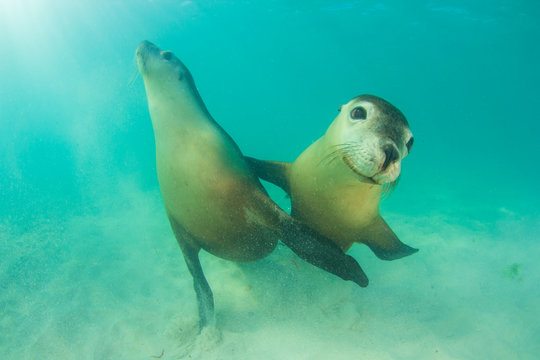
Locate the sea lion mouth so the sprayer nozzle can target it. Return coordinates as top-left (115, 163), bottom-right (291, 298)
top-left (342, 155), bottom-right (377, 184)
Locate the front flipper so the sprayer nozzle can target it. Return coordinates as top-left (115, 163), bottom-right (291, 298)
top-left (245, 156), bottom-right (292, 195)
top-left (361, 215), bottom-right (418, 261)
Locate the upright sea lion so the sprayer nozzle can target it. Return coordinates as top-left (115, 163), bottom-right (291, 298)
top-left (247, 95), bottom-right (418, 267)
top-left (136, 41), bottom-right (368, 329)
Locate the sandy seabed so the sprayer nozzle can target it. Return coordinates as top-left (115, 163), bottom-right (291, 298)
top-left (1, 189), bottom-right (538, 360)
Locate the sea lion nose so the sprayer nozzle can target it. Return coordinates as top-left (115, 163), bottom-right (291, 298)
top-left (140, 40), bottom-right (158, 50)
top-left (137, 40), bottom-right (160, 57)
top-left (381, 144), bottom-right (399, 171)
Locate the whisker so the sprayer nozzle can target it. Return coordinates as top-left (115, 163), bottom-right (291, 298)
top-left (127, 55), bottom-right (141, 87)
top-left (128, 67), bottom-right (140, 88)
top-left (381, 175), bottom-right (400, 198)
top-left (319, 143), bottom-right (355, 166)
top-left (320, 150), bottom-right (342, 165)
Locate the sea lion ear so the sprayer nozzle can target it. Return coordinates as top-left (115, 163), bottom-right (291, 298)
top-left (361, 215), bottom-right (418, 261)
top-left (338, 105), bottom-right (343, 111)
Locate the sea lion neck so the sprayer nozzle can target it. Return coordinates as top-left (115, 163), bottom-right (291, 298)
top-left (145, 86), bottom-right (214, 142)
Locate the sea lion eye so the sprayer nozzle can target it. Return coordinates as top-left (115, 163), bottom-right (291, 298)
top-left (406, 137), bottom-right (414, 152)
top-left (350, 106), bottom-right (367, 120)
top-left (162, 51), bottom-right (173, 60)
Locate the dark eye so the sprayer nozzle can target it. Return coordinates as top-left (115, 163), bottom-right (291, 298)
top-left (350, 106), bottom-right (367, 120)
top-left (162, 51), bottom-right (173, 60)
top-left (406, 137), bottom-right (414, 152)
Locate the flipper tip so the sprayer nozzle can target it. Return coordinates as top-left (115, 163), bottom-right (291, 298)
top-left (369, 243), bottom-right (419, 261)
top-left (356, 275), bottom-right (369, 288)
top-left (345, 255), bottom-right (369, 287)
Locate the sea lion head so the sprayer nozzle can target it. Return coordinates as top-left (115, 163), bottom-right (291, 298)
top-left (136, 41), bottom-right (207, 120)
top-left (325, 95), bottom-right (414, 186)
top-left (136, 40), bottom-right (195, 93)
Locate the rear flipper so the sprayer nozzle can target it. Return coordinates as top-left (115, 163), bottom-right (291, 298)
top-left (168, 216), bottom-right (215, 331)
top-left (361, 215), bottom-right (418, 261)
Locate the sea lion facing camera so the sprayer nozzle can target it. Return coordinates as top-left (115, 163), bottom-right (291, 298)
top-left (136, 41), bottom-right (369, 330)
top-left (247, 95), bottom-right (418, 264)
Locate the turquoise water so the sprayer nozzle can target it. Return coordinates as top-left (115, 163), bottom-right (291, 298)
top-left (1, 1), bottom-right (539, 359)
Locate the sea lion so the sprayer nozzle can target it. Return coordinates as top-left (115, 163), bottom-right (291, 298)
top-left (136, 41), bottom-right (368, 329)
top-left (247, 95), bottom-right (418, 266)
